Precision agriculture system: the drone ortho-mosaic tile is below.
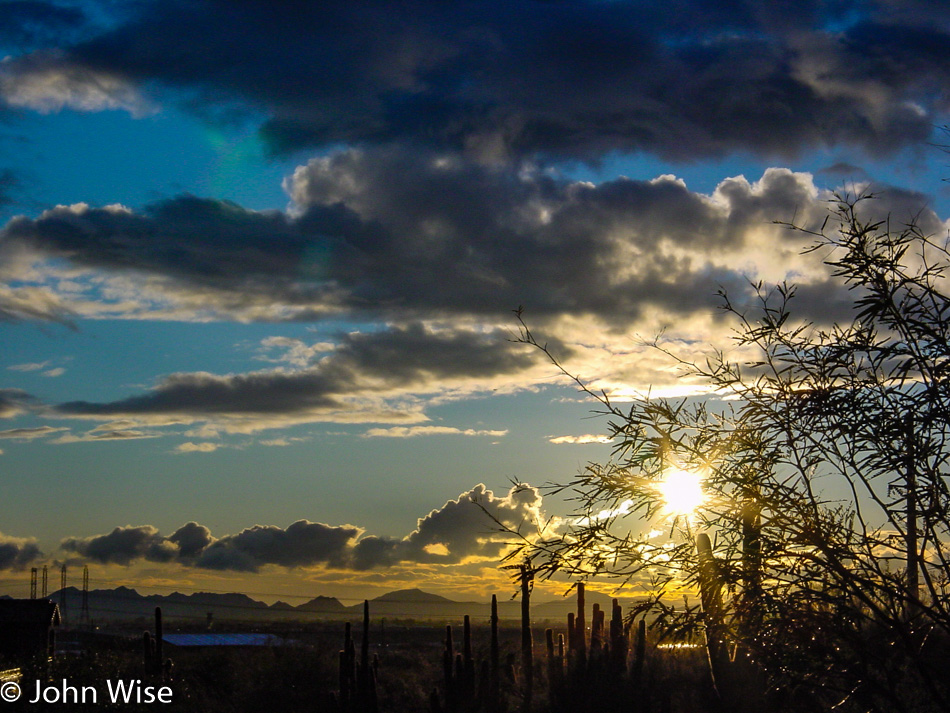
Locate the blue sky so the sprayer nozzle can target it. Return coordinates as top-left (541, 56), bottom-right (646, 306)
top-left (1, 0), bottom-right (949, 603)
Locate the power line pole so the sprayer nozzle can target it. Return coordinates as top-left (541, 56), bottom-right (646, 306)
top-left (30, 568), bottom-right (37, 599)
top-left (41, 565), bottom-right (48, 598)
top-left (80, 566), bottom-right (90, 628)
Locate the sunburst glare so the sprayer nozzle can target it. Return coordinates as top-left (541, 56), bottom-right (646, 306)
top-left (656, 468), bottom-right (705, 518)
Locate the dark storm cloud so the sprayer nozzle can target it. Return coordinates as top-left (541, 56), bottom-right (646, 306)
top-left (167, 521), bottom-right (214, 561)
top-left (855, 186), bottom-right (949, 236)
top-left (60, 520), bottom-right (360, 572)
top-left (62, 525), bottom-right (177, 566)
top-left (194, 521), bottom-right (360, 572)
top-left (0, 534), bottom-right (41, 570)
top-left (3, 149), bottom-right (846, 326)
top-left (52, 322), bottom-right (538, 422)
top-left (57, 484), bottom-right (544, 572)
top-left (2, 198), bottom-right (311, 289)
top-left (10, 0), bottom-right (942, 160)
top-left (0, 2), bottom-right (87, 49)
top-left (57, 369), bottom-right (342, 417)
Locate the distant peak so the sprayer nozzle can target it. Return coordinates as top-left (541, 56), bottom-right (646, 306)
top-left (372, 588), bottom-right (455, 604)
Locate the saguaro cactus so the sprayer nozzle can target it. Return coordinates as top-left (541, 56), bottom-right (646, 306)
top-left (631, 618), bottom-right (646, 687)
top-left (609, 599), bottom-right (627, 673)
top-left (358, 600), bottom-right (378, 713)
top-left (443, 624), bottom-right (456, 709)
top-left (490, 595), bottom-right (500, 712)
top-left (697, 532), bottom-right (766, 712)
top-left (340, 622), bottom-right (356, 709)
top-left (575, 582), bottom-right (587, 662)
top-left (741, 500), bottom-right (763, 636)
top-left (520, 562), bottom-right (533, 712)
top-left (462, 615), bottom-right (476, 698)
top-left (360, 601), bottom-right (370, 683)
top-left (696, 534), bottom-right (728, 689)
top-left (154, 607), bottom-right (164, 675)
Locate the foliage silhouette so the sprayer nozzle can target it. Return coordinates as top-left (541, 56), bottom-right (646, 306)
top-left (506, 192), bottom-right (950, 712)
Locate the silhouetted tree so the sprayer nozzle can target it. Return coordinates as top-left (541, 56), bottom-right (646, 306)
top-left (508, 192), bottom-right (950, 712)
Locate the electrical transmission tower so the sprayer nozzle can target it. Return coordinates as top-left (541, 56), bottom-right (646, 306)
top-left (80, 565), bottom-right (90, 628)
top-left (41, 565), bottom-right (47, 598)
top-left (30, 568), bottom-right (36, 599)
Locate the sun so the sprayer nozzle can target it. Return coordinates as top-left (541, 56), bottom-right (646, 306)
top-left (656, 468), bottom-right (705, 517)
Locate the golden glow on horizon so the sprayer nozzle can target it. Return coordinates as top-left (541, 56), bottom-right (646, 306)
top-left (657, 468), bottom-right (705, 518)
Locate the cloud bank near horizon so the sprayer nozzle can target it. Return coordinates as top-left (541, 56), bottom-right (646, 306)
top-left (51, 483), bottom-right (549, 573)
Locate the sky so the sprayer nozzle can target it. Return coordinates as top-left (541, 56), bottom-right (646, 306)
top-left (1, 0), bottom-right (949, 606)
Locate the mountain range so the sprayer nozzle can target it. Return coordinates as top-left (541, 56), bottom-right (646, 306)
top-left (27, 586), bottom-right (636, 624)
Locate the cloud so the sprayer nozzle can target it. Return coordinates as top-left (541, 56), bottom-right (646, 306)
top-left (258, 437), bottom-right (306, 447)
top-left (24, 0), bottom-right (947, 161)
top-left (0, 50), bottom-right (156, 116)
top-left (56, 483), bottom-right (551, 572)
top-left (41, 367), bottom-right (64, 377)
top-left (9, 149), bottom-right (939, 336)
top-left (0, 425), bottom-right (67, 440)
top-left (167, 522), bottom-right (214, 561)
top-left (61, 519), bottom-right (357, 573)
top-left (60, 520), bottom-right (361, 572)
top-left (0, 2), bottom-right (89, 50)
top-left (0, 281), bottom-right (76, 323)
top-left (818, 162), bottom-right (871, 180)
top-left (548, 434), bottom-right (612, 445)
top-left (62, 525), bottom-right (176, 566)
top-left (195, 520), bottom-right (361, 572)
top-left (5, 156), bottom-right (943, 401)
top-left (8, 361), bottom-right (50, 372)
top-left (50, 422), bottom-right (160, 443)
top-left (257, 337), bottom-right (334, 366)
top-left (350, 483), bottom-right (549, 569)
top-left (2, 155), bottom-right (849, 327)
top-left (0, 532), bottom-right (42, 570)
top-left (174, 441), bottom-right (220, 453)
top-left (51, 323), bottom-right (540, 431)
top-left (362, 426), bottom-right (507, 439)
top-left (0, 389), bottom-right (35, 418)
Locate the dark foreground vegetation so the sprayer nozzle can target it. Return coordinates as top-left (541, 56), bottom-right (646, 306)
top-left (7, 589), bottom-right (718, 713)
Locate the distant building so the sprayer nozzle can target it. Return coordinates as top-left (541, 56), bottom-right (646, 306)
top-left (0, 599), bottom-right (61, 665)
